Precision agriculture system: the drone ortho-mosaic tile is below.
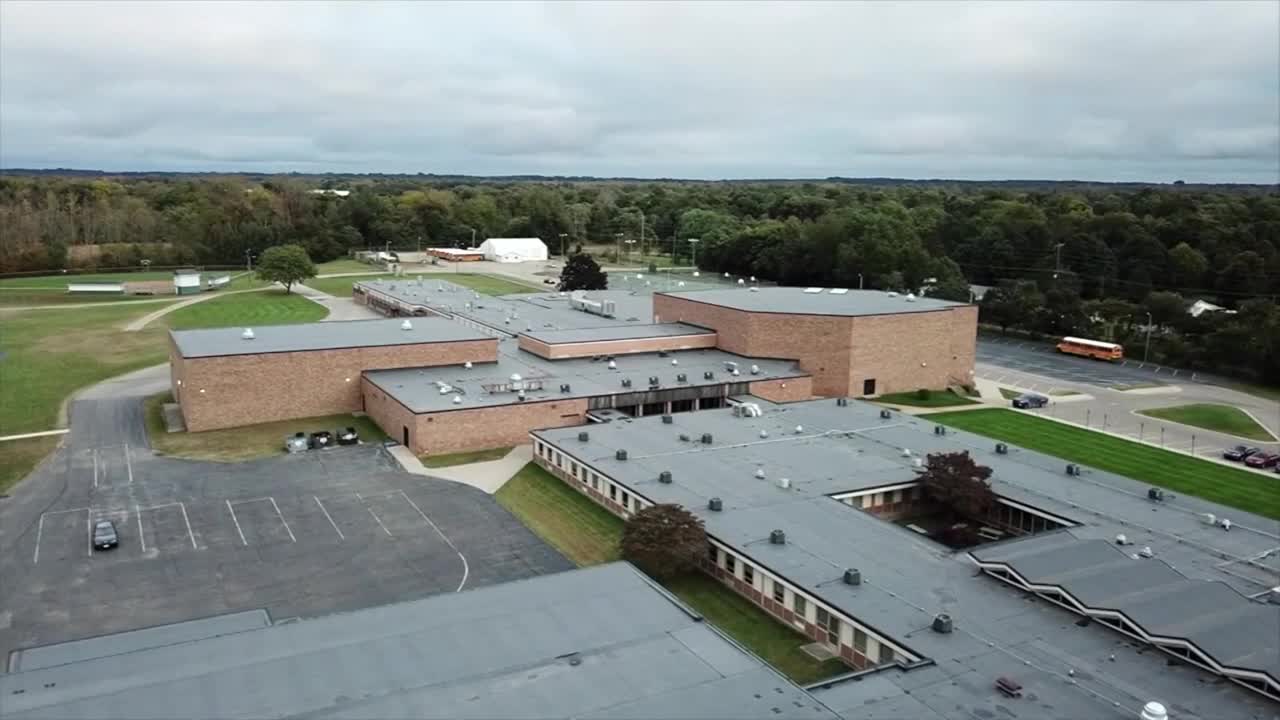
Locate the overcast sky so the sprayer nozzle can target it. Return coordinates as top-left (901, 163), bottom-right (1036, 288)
top-left (1, 1), bottom-right (1277, 182)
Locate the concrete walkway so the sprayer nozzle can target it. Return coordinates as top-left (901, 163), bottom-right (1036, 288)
top-left (122, 287), bottom-right (267, 331)
top-left (386, 445), bottom-right (532, 494)
top-left (293, 282), bottom-right (381, 322)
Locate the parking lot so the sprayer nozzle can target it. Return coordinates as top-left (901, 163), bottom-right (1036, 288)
top-left (975, 336), bottom-right (1209, 388)
top-left (1, 442), bottom-right (572, 663)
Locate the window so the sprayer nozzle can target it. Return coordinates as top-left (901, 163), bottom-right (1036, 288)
top-left (743, 564), bottom-right (754, 586)
top-left (815, 607), bottom-right (839, 645)
top-left (725, 555), bottom-right (736, 574)
top-left (609, 485), bottom-right (617, 501)
top-left (772, 580), bottom-right (785, 603)
top-left (590, 473), bottom-right (599, 489)
top-left (554, 451), bottom-right (562, 467)
top-left (571, 462), bottom-right (579, 479)
top-left (853, 628), bottom-right (867, 653)
top-left (878, 643), bottom-right (895, 665)
top-left (793, 594), bottom-right (807, 617)
top-left (621, 491), bottom-right (630, 509)
top-left (708, 544), bottom-right (718, 564)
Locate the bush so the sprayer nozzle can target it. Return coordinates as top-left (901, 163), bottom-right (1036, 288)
top-left (648, 262), bottom-right (658, 273)
top-left (621, 504), bottom-right (708, 580)
top-left (916, 388), bottom-right (932, 400)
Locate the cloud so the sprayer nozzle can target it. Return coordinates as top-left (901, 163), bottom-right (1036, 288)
top-left (1, 0), bottom-right (1276, 182)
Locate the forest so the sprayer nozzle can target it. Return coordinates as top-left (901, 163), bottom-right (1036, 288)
top-left (1, 174), bottom-right (1278, 382)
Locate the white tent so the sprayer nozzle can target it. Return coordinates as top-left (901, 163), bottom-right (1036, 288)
top-left (478, 237), bottom-right (548, 263)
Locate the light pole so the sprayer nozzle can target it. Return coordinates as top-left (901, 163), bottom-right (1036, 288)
top-left (857, 273), bottom-right (864, 290)
top-left (1143, 311), bottom-right (1153, 363)
top-left (625, 238), bottom-right (637, 262)
top-left (245, 249), bottom-right (254, 272)
top-left (1054, 242), bottom-right (1065, 279)
top-left (615, 233), bottom-right (624, 264)
top-left (687, 238), bottom-right (700, 268)
top-left (559, 233), bottom-right (568, 258)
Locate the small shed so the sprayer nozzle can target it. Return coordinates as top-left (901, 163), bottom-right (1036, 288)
top-left (478, 237), bottom-right (548, 263)
top-left (67, 282), bottom-right (125, 295)
top-left (174, 269), bottom-right (202, 295)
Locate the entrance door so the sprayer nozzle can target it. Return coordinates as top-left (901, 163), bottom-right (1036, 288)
top-left (863, 378), bottom-right (877, 396)
top-left (402, 426), bottom-right (410, 446)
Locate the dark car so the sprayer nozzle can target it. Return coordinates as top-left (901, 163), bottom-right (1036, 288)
top-left (1011, 393), bottom-right (1049, 409)
top-left (1223, 445), bottom-right (1261, 462)
top-left (1244, 451), bottom-right (1280, 469)
top-left (93, 520), bottom-right (119, 550)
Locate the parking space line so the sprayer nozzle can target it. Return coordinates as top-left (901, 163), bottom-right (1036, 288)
top-left (399, 491), bottom-right (470, 592)
top-left (226, 500), bottom-right (248, 545)
top-left (33, 515), bottom-right (44, 564)
top-left (124, 442), bottom-right (134, 484)
top-left (86, 514), bottom-right (92, 557)
top-left (179, 502), bottom-right (198, 549)
top-left (268, 497), bottom-right (296, 543)
top-left (92, 449), bottom-right (98, 488)
top-left (136, 504), bottom-right (147, 553)
top-left (357, 493), bottom-right (394, 536)
top-left (32, 508), bottom-right (94, 564)
top-left (313, 496), bottom-right (345, 539)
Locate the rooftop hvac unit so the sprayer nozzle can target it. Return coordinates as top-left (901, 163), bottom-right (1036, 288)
top-left (661, 415), bottom-right (673, 424)
top-left (837, 398), bottom-right (849, 407)
top-left (931, 613), bottom-right (953, 634)
top-left (750, 364), bottom-right (760, 375)
top-left (578, 431), bottom-right (589, 442)
top-left (241, 328), bottom-right (255, 340)
top-left (879, 408), bottom-right (891, 419)
top-left (843, 568), bottom-right (861, 585)
top-left (1065, 463), bottom-right (1080, 476)
top-left (1140, 701), bottom-right (1168, 720)
top-left (704, 371), bottom-right (715, 380)
top-left (769, 529), bottom-right (786, 545)
top-left (616, 449), bottom-right (628, 461)
top-left (708, 497), bottom-right (723, 512)
top-left (560, 384), bottom-right (572, 393)
top-left (621, 378), bottom-right (632, 388)
top-left (701, 433), bottom-right (714, 444)
top-left (1115, 533), bottom-right (1128, 545)
top-left (934, 425), bottom-right (946, 435)
top-left (778, 477), bottom-right (791, 489)
top-left (995, 443), bottom-right (1008, 454)
top-left (1138, 546), bottom-right (1154, 558)
top-left (1147, 487), bottom-right (1165, 502)
top-left (724, 361), bottom-right (739, 373)
top-left (677, 373), bottom-right (687, 383)
top-left (401, 319), bottom-right (413, 330)
top-left (648, 376), bottom-right (660, 387)
top-left (658, 471), bottom-right (673, 484)
top-left (679, 433), bottom-right (691, 442)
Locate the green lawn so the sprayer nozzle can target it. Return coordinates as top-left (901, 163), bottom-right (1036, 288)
top-left (421, 272), bottom-right (541, 295)
top-left (0, 270), bottom-right (178, 288)
top-left (163, 288), bottom-right (328, 330)
top-left (303, 274), bottom-right (389, 296)
top-left (496, 463), bottom-right (846, 683)
top-left (929, 409), bottom-right (1280, 520)
top-left (998, 387), bottom-right (1022, 400)
top-left (1223, 381), bottom-right (1280, 405)
top-left (0, 301), bottom-right (179, 435)
top-left (144, 392), bottom-right (386, 461)
top-left (421, 447), bottom-right (513, 468)
top-left (874, 390), bottom-right (977, 408)
top-left (316, 258), bottom-right (383, 274)
top-left (0, 435), bottom-right (62, 495)
top-left (1137, 403), bottom-right (1276, 442)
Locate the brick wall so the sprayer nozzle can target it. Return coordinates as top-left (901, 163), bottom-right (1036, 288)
top-left (173, 338), bottom-right (497, 432)
top-left (517, 332), bottom-right (718, 360)
top-left (653, 294), bottom-right (977, 397)
top-left (748, 377), bottom-right (813, 403)
top-left (409, 398), bottom-right (590, 456)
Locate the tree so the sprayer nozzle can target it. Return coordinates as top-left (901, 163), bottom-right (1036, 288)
top-left (255, 244), bottom-right (316, 294)
top-left (621, 504), bottom-right (708, 580)
top-left (919, 451), bottom-right (995, 518)
top-left (1144, 291), bottom-right (1186, 328)
top-left (1167, 242), bottom-right (1208, 289)
top-left (980, 280), bottom-right (1043, 333)
top-left (558, 252), bottom-right (608, 291)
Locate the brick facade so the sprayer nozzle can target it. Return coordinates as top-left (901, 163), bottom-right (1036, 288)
top-left (517, 332), bottom-right (718, 360)
top-left (747, 377), bottom-right (813, 403)
top-left (653, 294), bottom-right (976, 397)
top-left (172, 337), bottom-right (497, 432)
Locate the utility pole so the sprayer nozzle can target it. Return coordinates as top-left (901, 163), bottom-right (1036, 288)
top-left (1054, 242), bottom-right (1065, 279)
top-left (688, 238), bottom-right (700, 268)
top-left (559, 233), bottom-right (568, 257)
top-left (1144, 312), bottom-right (1153, 363)
top-left (245, 249), bottom-right (254, 272)
top-left (639, 211), bottom-right (646, 261)
top-left (857, 273), bottom-right (864, 290)
top-left (615, 233), bottom-right (624, 264)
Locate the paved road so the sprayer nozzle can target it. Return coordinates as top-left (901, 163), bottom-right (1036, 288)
top-left (0, 370), bottom-right (570, 663)
top-left (976, 338), bottom-right (1280, 461)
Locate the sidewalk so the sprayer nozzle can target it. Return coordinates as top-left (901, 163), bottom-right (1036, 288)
top-left (385, 444), bottom-right (532, 494)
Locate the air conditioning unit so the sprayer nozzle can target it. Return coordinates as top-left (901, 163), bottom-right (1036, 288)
top-left (708, 497), bottom-right (723, 512)
top-left (931, 613), bottom-right (953, 634)
top-left (769, 529), bottom-right (786, 545)
top-left (621, 378), bottom-right (632, 388)
top-left (676, 373), bottom-right (687, 383)
top-left (658, 471), bottom-right (673, 484)
top-left (1066, 463), bottom-right (1080, 476)
top-left (661, 415), bottom-right (673, 424)
top-left (577, 432), bottom-right (589, 442)
top-left (879, 409), bottom-right (891, 419)
top-left (616, 449), bottom-right (628, 461)
top-left (701, 433), bottom-right (714, 444)
top-left (843, 568), bottom-right (861, 586)
top-left (934, 425), bottom-right (946, 435)
top-left (995, 443), bottom-right (1008, 454)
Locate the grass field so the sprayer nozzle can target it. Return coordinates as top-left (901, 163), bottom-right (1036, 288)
top-left (0, 270), bottom-right (179, 288)
top-left (0, 435), bottom-right (62, 495)
top-left (0, 272), bottom-right (269, 308)
top-left (316, 259), bottom-right (382, 274)
top-left (144, 392), bottom-right (386, 461)
top-left (874, 390), bottom-right (977, 408)
top-left (421, 447), bottom-right (513, 468)
top-left (998, 387), bottom-right (1021, 400)
top-left (163, 288), bottom-right (328, 330)
top-left (424, 272), bottom-right (541, 295)
top-left (1137, 403), bottom-right (1276, 442)
top-left (0, 302), bottom-right (178, 435)
top-left (495, 463), bottom-right (845, 683)
top-left (929, 409), bottom-right (1280, 520)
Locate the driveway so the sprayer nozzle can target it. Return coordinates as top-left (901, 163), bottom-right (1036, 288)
top-left (0, 370), bottom-right (571, 663)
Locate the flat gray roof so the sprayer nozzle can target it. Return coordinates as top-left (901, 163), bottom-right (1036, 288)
top-left (170, 317), bottom-right (491, 358)
top-left (0, 563), bottom-right (840, 720)
top-left (535, 399), bottom-right (1280, 718)
top-left (521, 322), bottom-right (714, 345)
top-left (657, 287), bottom-right (966, 316)
top-left (365, 340), bottom-right (805, 413)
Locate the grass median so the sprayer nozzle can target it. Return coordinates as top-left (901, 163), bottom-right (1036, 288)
top-left (421, 447), bottom-right (513, 468)
top-left (1137, 403), bottom-right (1276, 442)
top-left (144, 392), bottom-right (386, 461)
top-left (874, 390), bottom-right (977, 408)
top-left (495, 462), bottom-right (846, 683)
top-left (929, 408), bottom-right (1280, 520)
top-left (0, 435), bottom-right (62, 495)
top-left (163, 288), bottom-right (328, 329)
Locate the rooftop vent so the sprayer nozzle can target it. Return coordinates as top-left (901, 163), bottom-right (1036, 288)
top-left (737, 278), bottom-right (745, 285)
top-left (577, 431), bottom-right (589, 442)
top-left (658, 471), bottom-right (673, 484)
top-left (795, 425), bottom-right (804, 434)
top-left (560, 383), bottom-right (572, 393)
top-left (677, 373), bottom-right (687, 383)
top-left (1066, 463), bottom-right (1081, 476)
top-left (701, 433), bottom-right (714, 444)
top-left (804, 287), bottom-right (825, 294)
top-left (759, 430), bottom-right (769, 438)
top-left (517, 391), bottom-right (527, 402)
top-left (621, 378), bottom-right (632, 388)
top-left (887, 291), bottom-right (898, 297)
top-left (662, 415), bottom-right (673, 424)
top-left (679, 433), bottom-right (691, 442)
top-left (671, 358), bottom-right (679, 366)
top-left (452, 395), bottom-right (462, 405)
top-left (901, 448), bottom-right (912, 457)
top-left (749, 287), bottom-right (759, 292)
top-left (704, 371), bottom-right (715, 380)
top-left (401, 319), bottom-right (413, 330)
top-left (708, 497), bottom-right (723, 511)
top-left (879, 408), bottom-right (891, 419)
top-left (241, 327), bottom-right (255, 340)
top-left (934, 425), bottom-right (946, 435)
top-left (755, 467), bottom-right (766, 479)
top-left (1115, 533), bottom-right (1129, 545)
top-left (648, 376), bottom-right (660, 387)
top-left (931, 613), bottom-right (953, 634)
top-left (750, 364), bottom-right (760, 375)
top-left (1147, 487), bottom-right (1165, 501)
top-left (1140, 701), bottom-right (1168, 720)
top-left (464, 361), bottom-right (473, 369)
top-left (769, 529), bottom-right (786, 545)
top-left (837, 397), bottom-right (849, 407)
top-left (724, 361), bottom-right (738, 373)
top-left (616, 449), bottom-right (628, 461)
top-left (778, 477), bottom-right (791, 490)
top-left (608, 360), bottom-right (617, 370)
top-left (996, 442), bottom-right (1008, 454)
top-left (843, 568), bottom-right (862, 585)
top-left (905, 293), bottom-right (917, 302)
top-left (829, 288), bottom-right (849, 295)
top-left (1138, 546), bottom-right (1154, 558)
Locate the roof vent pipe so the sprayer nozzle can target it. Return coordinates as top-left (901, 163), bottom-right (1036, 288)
top-left (1140, 701), bottom-right (1168, 720)
top-left (658, 471), bottom-right (673, 484)
top-left (241, 328), bottom-right (255, 340)
top-left (755, 467), bottom-right (766, 479)
top-left (578, 431), bottom-right (589, 442)
top-left (769, 529), bottom-right (786, 545)
top-left (931, 613), bottom-right (953, 633)
top-left (708, 497), bottom-right (723, 511)
top-left (452, 395), bottom-right (462, 405)
top-left (608, 360), bottom-right (617, 370)
top-left (843, 568), bottom-right (862, 585)
top-left (616, 449), bottom-right (628, 461)
top-left (401, 319), bottom-right (413, 330)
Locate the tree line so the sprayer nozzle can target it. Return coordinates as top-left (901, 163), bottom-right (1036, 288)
top-left (1, 174), bottom-right (1276, 381)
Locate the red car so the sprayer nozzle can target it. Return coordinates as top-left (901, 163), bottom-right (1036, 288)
top-left (1244, 451), bottom-right (1280, 469)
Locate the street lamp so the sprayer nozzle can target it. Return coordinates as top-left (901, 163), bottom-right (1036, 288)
top-left (1054, 242), bottom-right (1065, 278)
top-left (245, 249), bottom-right (255, 272)
top-left (1143, 311), bottom-right (1153, 363)
top-left (857, 273), bottom-right (864, 290)
top-left (625, 238), bottom-right (637, 262)
top-left (559, 233), bottom-right (568, 258)
top-left (615, 233), bottom-right (625, 264)
top-left (687, 238), bottom-right (700, 268)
